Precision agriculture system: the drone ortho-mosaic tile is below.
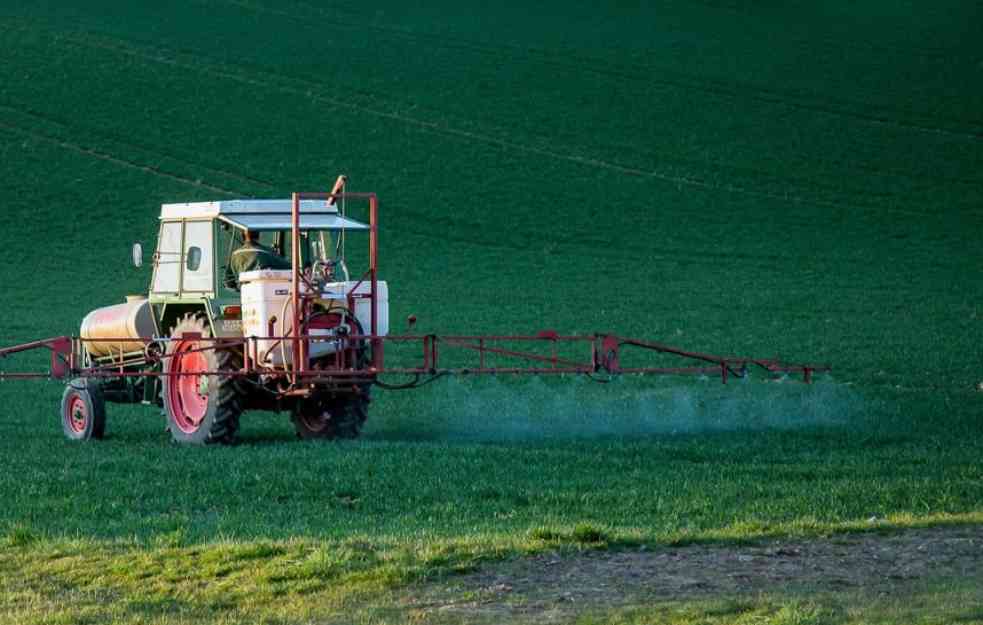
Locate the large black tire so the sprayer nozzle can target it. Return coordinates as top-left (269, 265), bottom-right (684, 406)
top-left (161, 313), bottom-right (243, 445)
top-left (291, 392), bottom-right (369, 440)
top-left (61, 378), bottom-right (106, 441)
top-left (292, 313), bottom-right (372, 440)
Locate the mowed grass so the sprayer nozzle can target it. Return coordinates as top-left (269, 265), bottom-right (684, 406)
top-left (0, 0), bottom-right (982, 623)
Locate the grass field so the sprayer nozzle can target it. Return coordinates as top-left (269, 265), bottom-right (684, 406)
top-left (1, 1), bottom-right (982, 623)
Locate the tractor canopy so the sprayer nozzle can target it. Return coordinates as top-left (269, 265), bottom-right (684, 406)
top-left (218, 213), bottom-right (367, 231)
top-left (159, 199), bottom-right (368, 230)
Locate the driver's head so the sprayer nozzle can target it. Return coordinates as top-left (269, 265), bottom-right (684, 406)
top-left (243, 229), bottom-right (258, 243)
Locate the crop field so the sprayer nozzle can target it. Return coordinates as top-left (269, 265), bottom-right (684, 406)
top-left (1, 1), bottom-right (982, 623)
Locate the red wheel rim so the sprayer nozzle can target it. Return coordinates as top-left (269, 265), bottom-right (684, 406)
top-left (168, 340), bottom-right (210, 433)
top-left (65, 393), bottom-right (88, 433)
top-left (308, 313), bottom-right (342, 330)
top-left (299, 410), bottom-right (331, 432)
top-left (308, 313), bottom-right (363, 368)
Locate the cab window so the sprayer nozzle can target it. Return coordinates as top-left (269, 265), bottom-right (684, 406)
top-left (151, 221), bottom-right (182, 293)
top-left (182, 220), bottom-right (213, 292)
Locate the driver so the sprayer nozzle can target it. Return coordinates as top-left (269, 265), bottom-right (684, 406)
top-left (226, 229), bottom-right (292, 289)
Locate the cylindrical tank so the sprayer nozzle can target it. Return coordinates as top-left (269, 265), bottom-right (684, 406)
top-left (80, 297), bottom-right (156, 359)
top-left (240, 269), bottom-right (301, 365)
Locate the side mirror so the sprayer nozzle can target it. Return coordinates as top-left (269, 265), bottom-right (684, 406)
top-left (132, 242), bottom-right (143, 268)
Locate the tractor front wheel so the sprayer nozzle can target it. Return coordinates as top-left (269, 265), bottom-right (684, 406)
top-left (291, 394), bottom-right (368, 440)
top-left (162, 314), bottom-right (243, 445)
top-left (61, 378), bottom-right (106, 441)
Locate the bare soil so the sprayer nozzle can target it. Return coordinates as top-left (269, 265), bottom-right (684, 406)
top-left (409, 525), bottom-right (982, 621)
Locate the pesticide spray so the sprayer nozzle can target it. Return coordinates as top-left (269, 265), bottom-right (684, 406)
top-left (372, 373), bottom-right (869, 443)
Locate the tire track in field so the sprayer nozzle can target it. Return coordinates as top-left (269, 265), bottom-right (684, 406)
top-left (2, 20), bottom-right (977, 224)
top-left (0, 110), bottom-right (806, 274)
top-left (0, 102), bottom-right (279, 192)
top-left (0, 69), bottom-right (864, 272)
top-left (684, 0), bottom-right (960, 59)
top-left (42, 30), bottom-right (979, 223)
top-left (0, 120), bottom-right (239, 196)
top-left (200, 1), bottom-right (983, 199)
top-left (0, 38), bottom-right (972, 283)
top-left (0, 106), bottom-right (717, 270)
top-left (388, 206), bottom-right (974, 282)
top-left (0, 117), bottom-right (967, 288)
top-left (220, 0), bottom-right (983, 140)
top-left (211, 3), bottom-right (983, 205)
top-left (216, 2), bottom-right (983, 198)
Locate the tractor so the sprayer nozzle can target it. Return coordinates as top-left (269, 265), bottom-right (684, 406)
top-left (65, 176), bottom-right (387, 444)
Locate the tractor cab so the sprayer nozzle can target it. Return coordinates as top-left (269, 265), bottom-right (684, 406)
top-left (148, 198), bottom-right (372, 339)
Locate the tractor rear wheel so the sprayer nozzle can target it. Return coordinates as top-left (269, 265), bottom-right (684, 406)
top-left (291, 312), bottom-right (372, 440)
top-left (61, 378), bottom-right (106, 441)
top-left (291, 393), bottom-right (368, 440)
top-left (162, 314), bottom-right (243, 445)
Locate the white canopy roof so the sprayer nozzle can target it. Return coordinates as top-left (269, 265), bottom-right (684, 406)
top-left (159, 199), bottom-right (369, 231)
top-left (219, 213), bottom-right (368, 231)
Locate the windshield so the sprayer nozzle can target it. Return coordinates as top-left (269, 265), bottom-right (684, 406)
top-left (219, 225), bottom-right (350, 291)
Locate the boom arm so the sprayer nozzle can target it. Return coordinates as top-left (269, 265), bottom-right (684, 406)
top-left (0, 332), bottom-right (829, 387)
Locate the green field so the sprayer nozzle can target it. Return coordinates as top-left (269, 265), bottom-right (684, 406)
top-left (1, 1), bottom-right (982, 623)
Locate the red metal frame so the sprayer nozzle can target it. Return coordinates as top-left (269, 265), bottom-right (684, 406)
top-left (287, 191), bottom-right (380, 381)
top-left (0, 332), bottom-right (829, 387)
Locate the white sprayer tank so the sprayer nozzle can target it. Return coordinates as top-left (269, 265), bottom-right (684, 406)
top-left (239, 270), bottom-right (388, 366)
top-left (80, 296), bottom-right (156, 359)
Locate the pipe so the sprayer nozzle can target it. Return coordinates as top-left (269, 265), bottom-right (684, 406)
top-left (369, 193), bottom-right (380, 369)
top-left (291, 192), bottom-right (302, 384)
top-left (326, 175), bottom-right (347, 207)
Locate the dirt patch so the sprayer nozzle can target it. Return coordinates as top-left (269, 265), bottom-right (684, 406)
top-left (410, 524), bottom-right (982, 620)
